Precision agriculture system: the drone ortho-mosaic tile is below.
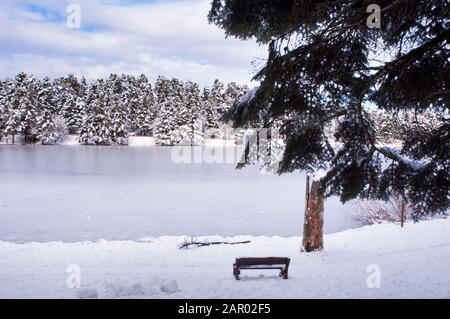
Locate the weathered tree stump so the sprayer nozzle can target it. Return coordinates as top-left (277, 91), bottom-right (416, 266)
top-left (302, 178), bottom-right (324, 252)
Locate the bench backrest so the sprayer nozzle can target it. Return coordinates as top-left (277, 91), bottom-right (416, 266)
top-left (236, 257), bottom-right (290, 266)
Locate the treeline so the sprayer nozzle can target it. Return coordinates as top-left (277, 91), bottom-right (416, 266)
top-left (323, 110), bottom-right (441, 144)
top-left (0, 73), bottom-right (248, 145)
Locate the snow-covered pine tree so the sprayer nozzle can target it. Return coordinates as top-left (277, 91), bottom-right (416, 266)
top-left (1, 80), bottom-right (17, 143)
top-left (52, 77), bottom-right (66, 114)
top-left (224, 82), bottom-right (248, 108)
top-left (211, 79), bottom-right (226, 113)
top-left (155, 104), bottom-right (176, 145)
top-left (173, 80), bottom-right (203, 146)
top-left (62, 74), bottom-right (83, 134)
top-left (154, 76), bottom-right (171, 106)
top-left (2, 74), bottom-right (26, 143)
top-left (75, 77), bottom-right (89, 131)
top-left (123, 76), bottom-right (136, 132)
top-left (111, 91), bottom-right (129, 145)
top-left (78, 80), bottom-right (112, 145)
top-left (36, 77), bottom-right (60, 144)
top-left (222, 82), bottom-right (249, 140)
top-left (175, 81), bottom-right (189, 127)
top-left (154, 77), bottom-right (178, 145)
top-left (134, 74), bottom-right (156, 136)
top-left (370, 110), bottom-right (444, 144)
top-left (4, 112), bottom-right (21, 144)
top-left (77, 83), bottom-right (95, 145)
top-left (0, 80), bottom-right (7, 139)
top-left (108, 74), bottom-right (129, 145)
top-left (80, 77), bottom-right (88, 98)
top-left (16, 73), bottom-right (38, 143)
top-left (204, 79), bottom-right (226, 138)
top-left (200, 87), bottom-right (211, 131)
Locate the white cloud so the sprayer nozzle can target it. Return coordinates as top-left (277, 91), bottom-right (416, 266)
top-left (0, 0), bottom-right (267, 86)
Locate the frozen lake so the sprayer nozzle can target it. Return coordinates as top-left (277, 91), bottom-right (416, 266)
top-left (0, 145), bottom-right (360, 242)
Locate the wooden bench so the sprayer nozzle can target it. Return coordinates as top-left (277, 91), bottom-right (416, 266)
top-left (233, 257), bottom-right (290, 280)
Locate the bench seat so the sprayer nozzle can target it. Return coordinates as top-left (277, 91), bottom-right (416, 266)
top-left (233, 257), bottom-right (290, 280)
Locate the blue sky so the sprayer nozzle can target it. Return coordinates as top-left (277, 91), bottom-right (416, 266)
top-left (0, 0), bottom-right (266, 86)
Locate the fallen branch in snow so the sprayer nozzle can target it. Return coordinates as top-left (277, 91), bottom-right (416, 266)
top-left (178, 237), bottom-right (251, 249)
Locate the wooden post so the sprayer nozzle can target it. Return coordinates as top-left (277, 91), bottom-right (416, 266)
top-left (302, 178), bottom-right (324, 252)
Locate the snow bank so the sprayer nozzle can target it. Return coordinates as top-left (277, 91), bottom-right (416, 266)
top-left (61, 135), bottom-right (78, 146)
top-left (60, 135), bottom-right (156, 147)
top-left (128, 136), bottom-right (156, 147)
top-left (0, 218), bottom-right (449, 298)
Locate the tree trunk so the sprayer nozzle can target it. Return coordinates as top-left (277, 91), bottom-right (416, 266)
top-left (302, 178), bottom-right (324, 252)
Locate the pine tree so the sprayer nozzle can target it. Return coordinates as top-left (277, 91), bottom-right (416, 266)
top-left (107, 74), bottom-right (129, 145)
top-left (0, 80), bottom-right (8, 138)
top-left (77, 84), bottom-right (95, 145)
top-left (204, 79), bottom-right (226, 138)
top-left (154, 77), bottom-right (178, 145)
top-left (174, 81), bottom-right (203, 145)
top-left (52, 77), bottom-right (66, 115)
top-left (199, 87), bottom-right (210, 131)
top-left (3, 73), bottom-right (27, 143)
top-left (209, 0), bottom-right (450, 218)
top-left (111, 91), bottom-right (129, 145)
top-left (211, 79), bottom-right (226, 113)
top-left (36, 77), bottom-right (60, 144)
top-left (11, 73), bottom-right (38, 142)
top-left (134, 74), bottom-right (156, 136)
top-left (123, 75), bottom-right (139, 132)
top-left (78, 81), bottom-right (112, 145)
top-left (4, 107), bottom-right (21, 144)
top-left (79, 77), bottom-right (88, 97)
top-left (62, 74), bottom-right (83, 134)
top-left (155, 104), bottom-right (176, 145)
top-left (222, 82), bottom-right (249, 139)
top-left (224, 82), bottom-right (248, 107)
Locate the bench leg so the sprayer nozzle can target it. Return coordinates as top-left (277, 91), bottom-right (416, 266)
top-left (283, 270), bottom-right (288, 279)
top-left (233, 265), bottom-right (240, 280)
top-left (280, 267), bottom-right (288, 279)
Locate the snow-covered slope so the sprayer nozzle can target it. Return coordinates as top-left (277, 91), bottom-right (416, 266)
top-left (0, 219), bottom-right (449, 298)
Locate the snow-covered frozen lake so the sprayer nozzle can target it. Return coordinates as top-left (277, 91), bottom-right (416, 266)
top-left (0, 145), bottom-right (360, 242)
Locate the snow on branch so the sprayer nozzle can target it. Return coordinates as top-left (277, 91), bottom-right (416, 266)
top-left (379, 146), bottom-right (428, 171)
top-left (237, 87), bottom-right (259, 106)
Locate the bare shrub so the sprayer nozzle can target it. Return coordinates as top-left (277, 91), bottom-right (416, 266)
top-left (353, 195), bottom-right (413, 225)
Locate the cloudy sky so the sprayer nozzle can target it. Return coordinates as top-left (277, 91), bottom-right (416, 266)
top-left (0, 0), bottom-right (267, 86)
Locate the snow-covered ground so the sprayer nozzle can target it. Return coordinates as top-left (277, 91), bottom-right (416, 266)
top-left (0, 145), bottom-right (359, 242)
top-left (0, 218), bottom-right (449, 299)
top-left (3, 143), bottom-right (446, 299)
